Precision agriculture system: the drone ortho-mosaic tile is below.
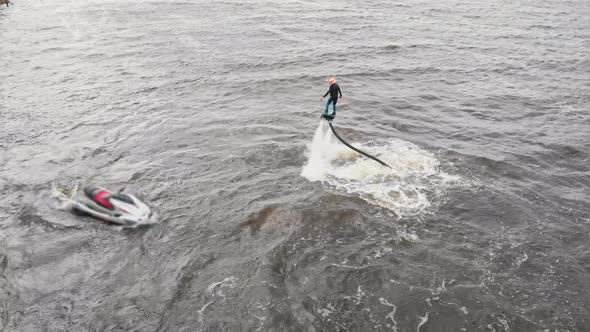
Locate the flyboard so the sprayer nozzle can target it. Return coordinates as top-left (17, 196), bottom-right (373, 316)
top-left (321, 114), bottom-right (392, 169)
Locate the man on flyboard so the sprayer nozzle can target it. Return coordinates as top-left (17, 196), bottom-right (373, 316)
top-left (321, 77), bottom-right (342, 121)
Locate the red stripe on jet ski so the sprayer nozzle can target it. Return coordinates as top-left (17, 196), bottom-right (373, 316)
top-left (94, 191), bottom-right (113, 209)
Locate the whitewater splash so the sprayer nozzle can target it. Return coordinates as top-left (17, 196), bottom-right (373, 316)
top-left (301, 121), bottom-right (458, 217)
top-left (50, 180), bottom-right (79, 210)
top-left (301, 121), bottom-right (338, 181)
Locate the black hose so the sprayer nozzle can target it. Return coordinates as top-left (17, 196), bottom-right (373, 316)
top-left (328, 122), bottom-right (392, 169)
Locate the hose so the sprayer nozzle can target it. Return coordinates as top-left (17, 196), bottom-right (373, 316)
top-left (328, 122), bottom-right (392, 169)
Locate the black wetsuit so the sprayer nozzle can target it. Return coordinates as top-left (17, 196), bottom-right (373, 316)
top-left (323, 83), bottom-right (342, 115)
top-left (323, 83), bottom-right (342, 102)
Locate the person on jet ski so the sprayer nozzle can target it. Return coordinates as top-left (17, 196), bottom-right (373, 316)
top-left (84, 186), bottom-right (128, 209)
top-left (321, 77), bottom-right (342, 120)
top-left (71, 185), bottom-right (152, 226)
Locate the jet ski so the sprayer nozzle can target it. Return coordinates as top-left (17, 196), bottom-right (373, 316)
top-left (71, 186), bottom-right (153, 227)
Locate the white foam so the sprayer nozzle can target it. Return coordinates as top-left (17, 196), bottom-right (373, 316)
top-left (416, 312), bottom-right (430, 332)
top-left (343, 285), bottom-right (366, 305)
top-left (430, 280), bottom-right (447, 295)
top-left (379, 298), bottom-right (398, 332)
top-left (50, 180), bottom-right (78, 210)
top-left (374, 247), bottom-right (393, 259)
top-left (197, 300), bottom-right (214, 324)
top-left (302, 121), bottom-right (460, 217)
top-left (498, 317), bottom-right (510, 331)
top-left (207, 276), bottom-right (238, 295)
top-left (317, 303), bottom-right (335, 318)
top-left (206, 276), bottom-right (238, 302)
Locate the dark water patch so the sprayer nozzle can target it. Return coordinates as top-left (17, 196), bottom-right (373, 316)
top-left (241, 204), bottom-right (280, 235)
top-left (380, 44), bottom-right (400, 51)
top-left (244, 144), bottom-right (303, 168)
top-left (528, 24), bottom-right (558, 30)
top-left (525, 142), bottom-right (590, 175)
top-left (17, 207), bottom-right (74, 230)
top-left (461, 155), bottom-right (533, 184)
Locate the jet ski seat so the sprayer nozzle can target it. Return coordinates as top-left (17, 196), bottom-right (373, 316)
top-left (84, 186), bottom-right (113, 210)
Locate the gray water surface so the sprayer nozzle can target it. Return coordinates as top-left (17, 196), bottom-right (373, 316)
top-left (1, 0), bottom-right (589, 331)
